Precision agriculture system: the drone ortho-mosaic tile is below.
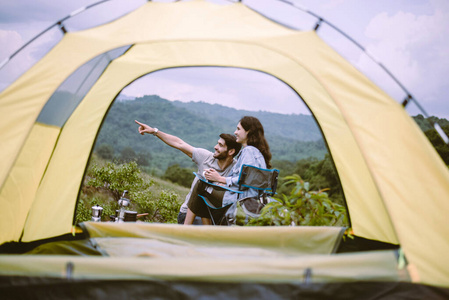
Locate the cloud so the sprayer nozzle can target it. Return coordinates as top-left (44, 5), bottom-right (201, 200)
top-left (0, 27), bottom-right (63, 92)
top-left (0, 29), bottom-right (28, 90)
top-left (121, 67), bottom-right (310, 115)
top-left (320, 0), bottom-right (348, 10)
top-left (0, 30), bottom-right (23, 61)
top-left (361, 1), bottom-right (449, 117)
top-left (0, 0), bottom-right (93, 24)
top-left (3, 0), bottom-right (446, 118)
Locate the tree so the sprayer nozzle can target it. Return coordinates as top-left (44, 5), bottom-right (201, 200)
top-left (136, 151), bottom-right (151, 166)
top-left (96, 143), bottom-right (114, 160)
top-left (424, 125), bottom-right (449, 166)
top-left (163, 164), bottom-right (195, 188)
top-left (120, 147), bottom-right (137, 163)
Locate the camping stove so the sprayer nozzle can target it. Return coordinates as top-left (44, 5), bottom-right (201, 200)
top-left (116, 190), bottom-right (130, 223)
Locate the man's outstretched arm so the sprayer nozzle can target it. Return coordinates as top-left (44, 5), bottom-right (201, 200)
top-left (135, 120), bottom-right (194, 158)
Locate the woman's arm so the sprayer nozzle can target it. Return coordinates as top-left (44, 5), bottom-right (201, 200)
top-left (225, 146), bottom-right (263, 187)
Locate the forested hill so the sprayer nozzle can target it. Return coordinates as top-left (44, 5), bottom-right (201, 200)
top-left (95, 95), bottom-right (326, 173)
top-left (171, 100), bottom-right (322, 141)
top-left (94, 95), bottom-right (449, 174)
top-left (413, 114), bottom-right (449, 131)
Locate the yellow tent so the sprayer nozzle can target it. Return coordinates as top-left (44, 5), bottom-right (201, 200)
top-left (0, 0), bottom-right (448, 297)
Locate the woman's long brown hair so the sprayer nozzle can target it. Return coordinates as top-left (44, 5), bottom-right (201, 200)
top-left (240, 116), bottom-right (272, 168)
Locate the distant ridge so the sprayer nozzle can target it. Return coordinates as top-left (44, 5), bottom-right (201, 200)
top-left (95, 95), bottom-right (327, 172)
top-left (95, 95), bottom-right (449, 172)
top-left (171, 99), bottom-right (322, 142)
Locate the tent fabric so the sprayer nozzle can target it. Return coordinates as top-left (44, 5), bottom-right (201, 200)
top-left (0, 0), bottom-right (448, 288)
top-left (6, 28), bottom-right (396, 246)
top-left (36, 45), bottom-right (131, 127)
top-left (81, 223), bottom-right (345, 256)
top-left (25, 239), bottom-right (103, 256)
top-left (0, 223), bottom-right (407, 284)
top-left (0, 248), bottom-right (406, 283)
top-left (0, 123), bottom-right (61, 243)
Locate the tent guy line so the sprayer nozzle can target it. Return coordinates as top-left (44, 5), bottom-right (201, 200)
top-left (2, 0), bottom-right (447, 144)
top-left (249, 0), bottom-right (449, 144)
top-left (0, 0), bottom-right (109, 69)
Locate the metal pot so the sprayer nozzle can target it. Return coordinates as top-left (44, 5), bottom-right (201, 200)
top-left (115, 210), bottom-right (137, 222)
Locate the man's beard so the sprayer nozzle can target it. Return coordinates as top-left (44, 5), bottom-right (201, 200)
top-left (214, 150), bottom-right (228, 160)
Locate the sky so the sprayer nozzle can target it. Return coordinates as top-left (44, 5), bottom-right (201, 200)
top-left (0, 0), bottom-right (448, 118)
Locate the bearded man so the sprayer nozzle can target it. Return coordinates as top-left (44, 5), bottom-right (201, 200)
top-left (135, 120), bottom-right (241, 224)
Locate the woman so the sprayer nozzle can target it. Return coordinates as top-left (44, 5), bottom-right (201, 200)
top-left (184, 116), bottom-right (272, 225)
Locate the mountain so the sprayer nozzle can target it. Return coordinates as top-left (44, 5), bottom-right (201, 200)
top-left (116, 94), bottom-right (135, 101)
top-left (93, 96), bottom-right (449, 172)
top-left (94, 95), bottom-right (324, 172)
top-left (171, 100), bottom-right (322, 141)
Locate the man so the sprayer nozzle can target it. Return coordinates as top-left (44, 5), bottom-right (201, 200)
top-left (134, 120), bottom-right (241, 224)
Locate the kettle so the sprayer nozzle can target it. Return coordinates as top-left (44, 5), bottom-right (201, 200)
top-left (91, 204), bottom-right (103, 222)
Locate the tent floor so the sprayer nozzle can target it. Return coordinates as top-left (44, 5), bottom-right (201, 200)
top-left (1, 277), bottom-right (448, 300)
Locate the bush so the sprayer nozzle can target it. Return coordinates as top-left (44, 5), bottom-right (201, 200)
top-left (75, 196), bottom-right (117, 224)
top-left (247, 174), bottom-right (348, 227)
top-left (131, 189), bottom-right (179, 223)
top-left (96, 143), bottom-right (114, 160)
top-left (87, 161), bottom-right (150, 201)
top-left (77, 159), bottom-right (182, 224)
top-left (163, 164), bottom-right (195, 188)
top-left (119, 147), bottom-right (137, 163)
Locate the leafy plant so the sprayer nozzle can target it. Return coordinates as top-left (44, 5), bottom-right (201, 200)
top-left (87, 161), bottom-right (150, 201)
top-left (131, 189), bottom-right (180, 223)
top-left (247, 174), bottom-right (348, 227)
top-left (163, 164), bottom-right (195, 188)
top-left (75, 196), bottom-right (117, 224)
top-left (76, 158), bottom-right (183, 224)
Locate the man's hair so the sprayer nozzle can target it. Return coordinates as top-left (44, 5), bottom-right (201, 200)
top-left (220, 133), bottom-right (242, 157)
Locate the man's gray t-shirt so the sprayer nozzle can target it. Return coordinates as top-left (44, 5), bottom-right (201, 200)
top-left (179, 148), bottom-right (236, 213)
